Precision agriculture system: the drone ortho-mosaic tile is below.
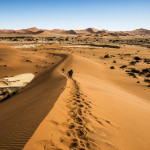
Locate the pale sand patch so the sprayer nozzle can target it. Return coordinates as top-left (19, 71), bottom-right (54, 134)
top-left (11, 44), bottom-right (42, 49)
top-left (62, 45), bottom-right (101, 48)
top-left (0, 73), bottom-right (34, 87)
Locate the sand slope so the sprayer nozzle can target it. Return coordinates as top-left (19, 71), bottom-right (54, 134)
top-left (0, 52), bottom-right (68, 150)
top-left (24, 54), bottom-right (150, 150)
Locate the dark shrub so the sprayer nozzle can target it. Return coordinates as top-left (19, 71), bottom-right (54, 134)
top-left (110, 66), bottom-right (115, 69)
top-left (144, 79), bottom-right (150, 83)
top-left (26, 60), bottom-right (32, 62)
top-left (146, 74), bottom-right (150, 77)
top-left (130, 68), bottom-right (140, 73)
top-left (134, 56), bottom-right (142, 61)
top-left (129, 61), bottom-right (136, 65)
top-left (140, 68), bottom-right (150, 75)
top-left (144, 59), bottom-right (150, 64)
top-left (128, 72), bottom-right (137, 78)
top-left (104, 54), bottom-right (109, 58)
top-left (120, 65), bottom-right (127, 68)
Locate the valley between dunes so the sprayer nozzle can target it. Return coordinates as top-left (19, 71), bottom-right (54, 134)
top-left (0, 44), bottom-right (150, 150)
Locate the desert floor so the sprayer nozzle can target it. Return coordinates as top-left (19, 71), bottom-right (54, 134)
top-left (0, 43), bottom-right (150, 150)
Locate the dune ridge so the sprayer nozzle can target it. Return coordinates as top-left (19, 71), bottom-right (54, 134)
top-left (24, 54), bottom-right (150, 150)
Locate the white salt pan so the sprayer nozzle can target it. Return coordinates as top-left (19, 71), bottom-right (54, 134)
top-left (0, 73), bottom-right (34, 87)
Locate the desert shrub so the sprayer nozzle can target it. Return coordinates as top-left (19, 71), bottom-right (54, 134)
top-left (110, 66), bottom-right (115, 69)
top-left (26, 39), bottom-right (33, 41)
top-left (134, 56), bottom-right (142, 61)
top-left (104, 54), bottom-right (109, 58)
top-left (120, 65), bottom-right (127, 68)
top-left (140, 68), bottom-right (150, 75)
top-left (113, 60), bottom-right (116, 63)
top-left (144, 79), bottom-right (150, 83)
top-left (111, 55), bottom-right (115, 57)
top-left (26, 60), bottom-right (32, 62)
top-left (129, 61), bottom-right (136, 65)
top-left (144, 59), bottom-right (150, 64)
top-left (124, 54), bottom-right (131, 56)
top-left (127, 72), bottom-right (137, 78)
top-left (130, 68), bottom-right (140, 73)
top-left (13, 38), bottom-right (18, 41)
top-left (146, 74), bottom-right (150, 77)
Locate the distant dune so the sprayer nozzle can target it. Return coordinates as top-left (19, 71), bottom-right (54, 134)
top-left (66, 30), bottom-right (77, 34)
top-left (85, 27), bottom-right (100, 33)
top-left (128, 28), bottom-right (150, 35)
top-left (0, 27), bottom-right (150, 36)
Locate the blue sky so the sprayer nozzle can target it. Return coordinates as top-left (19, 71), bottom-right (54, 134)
top-left (0, 0), bottom-right (149, 31)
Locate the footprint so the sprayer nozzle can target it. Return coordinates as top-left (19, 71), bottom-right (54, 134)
top-left (77, 109), bottom-right (82, 116)
top-left (76, 128), bottom-right (85, 137)
top-left (75, 117), bottom-right (83, 125)
top-left (66, 130), bottom-right (75, 137)
top-left (75, 94), bottom-right (80, 99)
top-left (76, 99), bottom-right (81, 103)
top-left (69, 123), bottom-right (76, 129)
top-left (80, 140), bottom-right (86, 148)
top-left (78, 104), bottom-right (84, 108)
top-left (70, 138), bottom-right (79, 148)
top-left (105, 120), bottom-right (111, 124)
top-left (97, 120), bottom-right (103, 125)
top-left (73, 102), bottom-right (77, 105)
top-left (70, 142), bottom-right (78, 148)
top-left (84, 102), bottom-right (89, 106)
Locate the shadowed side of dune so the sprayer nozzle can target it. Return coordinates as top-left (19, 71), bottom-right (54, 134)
top-left (0, 54), bottom-right (68, 150)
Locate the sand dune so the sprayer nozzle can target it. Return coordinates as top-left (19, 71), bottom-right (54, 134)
top-left (0, 42), bottom-right (150, 150)
top-left (66, 30), bottom-right (77, 34)
top-left (0, 44), bottom-right (69, 149)
top-left (0, 27), bottom-right (150, 36)
top-left (0, 53), bottom-right (68, 150)
top-left (128, 28), bottom-right (150, 35)
top-left (24, 54), bottom-right (150, 150)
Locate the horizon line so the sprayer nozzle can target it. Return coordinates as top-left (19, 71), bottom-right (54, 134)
top-left (0, 27), bottom-right (149, 32)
